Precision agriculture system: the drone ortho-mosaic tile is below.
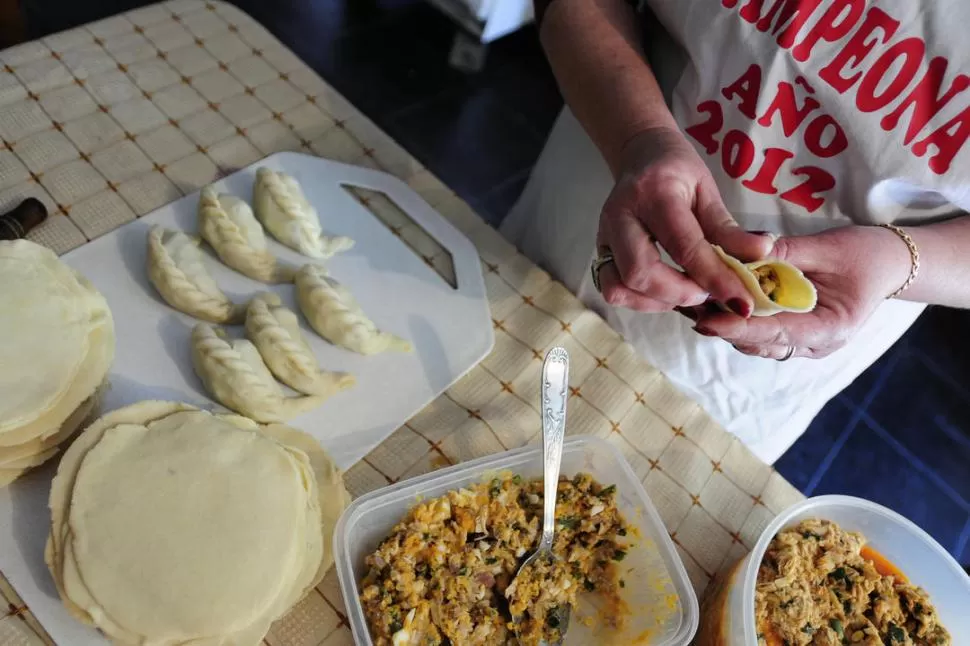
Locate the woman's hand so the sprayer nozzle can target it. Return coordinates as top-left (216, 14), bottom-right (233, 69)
top-left (691, 226), bottom-right (912, 360)
top-left (596, 127), bottom-right (773, 314)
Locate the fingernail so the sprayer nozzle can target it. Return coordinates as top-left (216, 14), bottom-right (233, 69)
top-left (694, 326), bottom-right (717, 337)
top-left (727, 298), bottom-right (751, 318)
top-left (684, 292), bottom-right (710, 308)
top-left (674, 307), bottom-right (698, 321)
top-left (751, 230), bottom-right (778, 243)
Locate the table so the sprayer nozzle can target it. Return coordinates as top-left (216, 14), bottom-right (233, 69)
top-left (0, 2), bottom-right (804, 643)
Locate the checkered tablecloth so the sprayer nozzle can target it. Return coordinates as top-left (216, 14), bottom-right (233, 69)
top-left (0, 2), bottom-right (804, 643)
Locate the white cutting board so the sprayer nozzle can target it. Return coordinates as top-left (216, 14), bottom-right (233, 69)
top-left (0, 151), bottom-right (493, 645)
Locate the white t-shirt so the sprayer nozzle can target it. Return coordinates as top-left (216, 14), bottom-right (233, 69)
top-left (503, 0), bottom-right (967, 462)
top-left (646, 0), bottom-right (970, 230)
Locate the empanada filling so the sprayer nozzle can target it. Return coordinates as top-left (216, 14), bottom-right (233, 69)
top-left (754, 266), bottom-right (780, 302)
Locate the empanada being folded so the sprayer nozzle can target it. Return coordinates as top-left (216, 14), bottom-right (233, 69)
top-left (146, 226), bottom-right (245, 324)
top-left (253, 167), bottom-right (354, 259)
top-left (295, 264), bottom-right (412, 356)
top-left (713, 245), bottom-right (817, 316)
top-left (191, 323), bottom-right (332, 423)
top-left (198, 186), bottom-right (295, 284)
top-left (245, 293), bottom-right (356, 397)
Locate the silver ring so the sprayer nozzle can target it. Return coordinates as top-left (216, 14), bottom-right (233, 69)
top-left (778, 345), bottom-right (796, 361)
top-left (590, 250), bottom-right (615, 293)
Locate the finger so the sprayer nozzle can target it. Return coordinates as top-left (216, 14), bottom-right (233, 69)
top-left (731, 343), bottom-right (775, 359)
top-left (597, 262), bottom-right (672, 313)
top-left (731, 343), bottom-right (791, 360)
top-left (694, 310), bottom-right (836, 349)
top-left (597, 204), bottom-right (657, 290)
top-left (731, 343), bottom-right (828, 360)
top-left (695, 180), bottom-right (775, 263)
top-left (601, 212), bottom-right (709, 307)
top-left (764, 233), bottom-right (830, 273)
top-left (637, 191), bottom-right (755, 317)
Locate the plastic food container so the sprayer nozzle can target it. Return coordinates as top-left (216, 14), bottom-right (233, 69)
top-left (695, 495), bottom-right (970, 645)
top-left (333, 435), bottom-right (700, 645)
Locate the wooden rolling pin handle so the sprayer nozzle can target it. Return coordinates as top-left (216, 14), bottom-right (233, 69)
top-left (0, 198), bottom-right (48, 240)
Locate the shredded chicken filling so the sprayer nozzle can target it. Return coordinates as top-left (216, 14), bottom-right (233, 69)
top-left (755, 519), bottom-right (950, 646)
top-left (359, 473), bottom-right (629, 646)
top-left (506, 552), bottom-right (573, 644)
top-left (754, 266), bottom-right (780, 302)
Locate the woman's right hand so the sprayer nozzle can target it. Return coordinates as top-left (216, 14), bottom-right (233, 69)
top-left (596, 127), bottom-right (773, 315)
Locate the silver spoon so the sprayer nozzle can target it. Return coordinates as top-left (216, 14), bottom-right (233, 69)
top-left (509, 346), bottom-right (570, 645)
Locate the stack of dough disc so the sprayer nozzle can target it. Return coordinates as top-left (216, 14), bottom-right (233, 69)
top-left (0, 240), bottom-right (114, 487)
top-left (46, 401), bottom-right (351, 645)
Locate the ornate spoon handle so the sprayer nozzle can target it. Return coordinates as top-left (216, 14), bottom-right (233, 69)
top-left (538, 346), bottom-right (569, 552)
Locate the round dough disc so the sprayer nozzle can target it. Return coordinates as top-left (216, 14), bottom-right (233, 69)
top-left (0, 243), bottom-right (110, 433)
top-left (65, 410), bottom-right (313, 641)
top-left (0, 241), bottom-right (114, 447)
top-left (0, 391), bottom-right (100, 471)
top-left (262, 423), bottom-right (351, 585)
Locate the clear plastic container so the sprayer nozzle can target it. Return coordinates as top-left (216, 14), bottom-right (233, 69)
top-left (695, 495), bottom-right (970, 645)
top-left (333, 435), bottom-right (700, 645)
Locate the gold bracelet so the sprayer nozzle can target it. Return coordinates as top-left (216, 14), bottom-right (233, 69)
top-left (879, 223), bottom-right (920, 299)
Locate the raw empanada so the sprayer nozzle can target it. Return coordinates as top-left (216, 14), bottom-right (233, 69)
top-left (253, 167), bottom-right (354, 259)
top-left (198, 186), bottom-right (295, 283)
top-left (295, 264), bottom-right (411, 355)
top-left (191, 323), bottom-right (332, 422)
top-left (146, 226), bottom-right (245, 324)
top-left (245, 293), bottom-right (356, 397)
top-left (713, 245), bottom-right (817, 316)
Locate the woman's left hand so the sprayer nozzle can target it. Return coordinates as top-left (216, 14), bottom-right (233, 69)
top-left (690, 225), bottom-right (912, 360)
